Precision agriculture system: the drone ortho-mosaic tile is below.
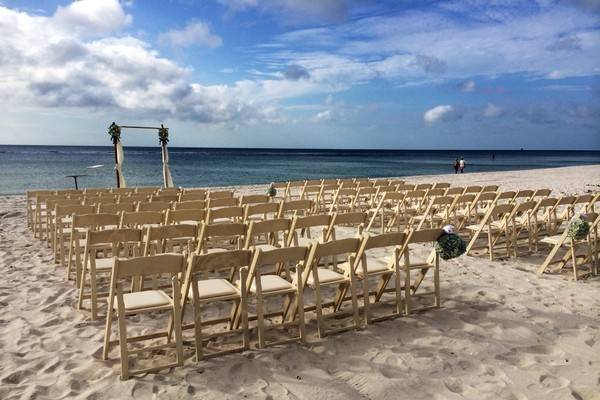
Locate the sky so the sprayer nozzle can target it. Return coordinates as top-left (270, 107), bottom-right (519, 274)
top-left (0, 0), bottom-right (599, 149)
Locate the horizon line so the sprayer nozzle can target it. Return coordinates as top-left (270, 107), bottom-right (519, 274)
top-left (1, 144), bottom-right (599, 152)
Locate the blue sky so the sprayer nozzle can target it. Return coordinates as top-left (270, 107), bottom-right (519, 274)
top-left (0, 0), bottom-right (599, 149)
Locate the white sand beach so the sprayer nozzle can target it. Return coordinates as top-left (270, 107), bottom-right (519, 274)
top-left (1, 165), bottom-right (600, 400)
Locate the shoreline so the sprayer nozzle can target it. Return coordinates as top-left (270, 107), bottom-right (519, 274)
top-left (2, 164), bottom-right (599, 199)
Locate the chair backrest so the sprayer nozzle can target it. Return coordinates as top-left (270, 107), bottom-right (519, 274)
top-left (196, 222), bottom-right (247, 253)
top-left (496, 191), bottom-right (517, 202)
top-left (120, 211), bottom-right (164, 228)
top-left (244, 202), bottom-right (280, 221)
top-left (179, 191), bottom-right (207, 202)
top-left (165, 209), bottom-right (205, 224)
top-left (406, 228), bottom-right (443, 244)
top-left (425, 188), bottom-right (446, 198)
top-left (174, 200), bottom-right (206, 210)
top-left (208, 197), bottom-right (239, 208)
top-left (73, 213), bottom-right (120, 229)
top-left (287, 214), bottom-right (332, 246)
top-left (135, 187), bottom-right (159, 194)
top-left (388, 180), bottom-right (405, 186)
top-left (125, 193), bottom-right (150, 202)
top-left (373, 179), bottom-right (390, 186)
top-left (245, 218), bottom-right (291, 248)
top-left (55, 204), bottom-right (96, 219)
top-left (87, 227), bottom-right (143, 248)
top-left (464, 186), bottom-right (483, 194)
top-left (376, 185), bottom-right (397, 195)
top-left (84, 195), bottom-right (118, 205)
top-left (151, 194), bottom-right (179, 203)
top-left (239, 194), bottom-right (270, 206)
top-left (433, 182), bottom-right (451, 189)
top-left (113, 253), bottom-right (186, 280)
top-left (98, 202), bottom-right (136, 214)
top-left (144, 224), bottom-right (197, 254)
top-left (206, 206), bottom-right (244, 223)
top-left (208, 190), bottom-right (235, 199)
top-left (188, 249), bottom-right (252, 276)
top-left (278, 199), bottom-right (313, 217)
top-left (308, 238), bottom-right (361, 265)
top-left (361, 231), bottom-right (408, 251)
top-left (138, 201), bottom-right (171, 212)
top-left (416, 183), bottom-right (433, 190)
top-left (445, 187), bottom-right (464, 195)
top-left (515, 190), bottom-right (534, 200)
top-left (110, 188), bottom-right (135, 195)
top-left (482, 185), bottom-right (499, 192)
top-left (533, 189), bottom-right (551, 198)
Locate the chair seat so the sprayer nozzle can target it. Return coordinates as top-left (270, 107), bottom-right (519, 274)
top-left (298, 268), bottom-right (346, 286)
top-left (342, 258), bottom-right (391, 276)
top-left (177, 220), bottom-right (201, 225)
top-left (113, 290), bottom-right (172, 311)
top-left (189, 279), bottom-right (238, 299)
top-left (248, 275), bottom-right (294, 293)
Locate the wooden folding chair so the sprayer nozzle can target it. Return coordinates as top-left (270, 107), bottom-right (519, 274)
top-left (78, 228), bottom-right (143, 320)
top-left (433, 182), bottom-right (451, 189)
top-left (366, 192), bottom-right (404, 233)
top-left (53, 204), bottom-right (96, 267)
top-left (401, 228), bottom-right (443, 315)
top-left (295, 238), bottom-right (361, 338)
top-left (352, 187), bottom-right (378, 213)
top-left (243, 202), bottom-right (279, 223)
top-left (450, 193), bottom-right (476, 230)
top-left (278, 199), bottom-right (314, 218)
top-left (328, 188), bottom-right (357, 213)
top-left (507, 200), bottom-right (537, 257)
top-left (151, 194), bottom-right (179, 203)
top-left (352, 232), bottom-right (408, 323)
top-left (537, 213), bottom-right (599, 280)
top-left (416, 183), bottom-right (433, 190)
top-left (287, 214), bottom-right (332, 247)
top-left (102, 253), bottom-right (185, 379)
top-left (245, 218), bottom-right (291, 252)
top-left (551, 195), bottom-right (577, 234)
top-left (67, 213), bottom-right (121, 284)
top-left (181, 250), bottom-right (251, 360)
top-left (98, 202), bottom-right (137, 214)
top-left (196, 222), bottom-right (247, 254)
top-left (465, 203), bottom-right (516, 260)
top-left (143, 224), bottom-right (197, 256)
top-left (239, 247), bottom-right (308, 348)
top-left (326, 212), bottom-right (367, 241)
top-left (26, 190), bottom-right (54, 230)
top-left (445, 187), bottom-right (465, 196)
top-left (482, 185), bottom-right (499, 192)
top-left (531, 197), bottom-right (559, 249)
top-left (413, 195), bottom-right (456, 230)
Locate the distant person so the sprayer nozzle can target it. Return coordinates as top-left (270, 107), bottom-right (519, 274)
top-left (459, 157), bottom-right (465, 173)
top-left (453, 159), bottom-right (459, 174)
top-left (492, 152), bottom-right (495, 161)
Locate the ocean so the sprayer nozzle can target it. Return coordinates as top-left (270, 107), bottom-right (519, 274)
top-left (0, 145), bottom-right (599, 195)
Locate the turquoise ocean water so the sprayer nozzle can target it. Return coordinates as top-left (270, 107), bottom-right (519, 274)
top-left (0, 145), bottom-right (599, 195)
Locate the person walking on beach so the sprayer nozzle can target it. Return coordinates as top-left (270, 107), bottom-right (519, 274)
top-left (453, 159), bottom-right (460, 174)
top-left (459, 157), bottom-right (465, 173)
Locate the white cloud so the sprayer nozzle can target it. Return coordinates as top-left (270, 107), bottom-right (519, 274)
top-left (459, 80), bottom-right (476, 92)
top-left (53, 0), bottom-right (132, 35)
top-left (483, 103), bottom-right (503, 117)
top-left (0, 3), bottom-right (281, 125)
top-left (158, 21), bottom-right (222, 48)
top-left (423, 105), bottom-right (461, 125)
top-left (313, 109), bottom-right (334, 122)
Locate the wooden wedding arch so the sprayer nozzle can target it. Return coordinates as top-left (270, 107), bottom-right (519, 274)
top-left (107, 122), bottom-right (174, 188)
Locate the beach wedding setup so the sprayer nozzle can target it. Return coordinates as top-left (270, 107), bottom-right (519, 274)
top-left (20, 128), bottom-right (599, 381)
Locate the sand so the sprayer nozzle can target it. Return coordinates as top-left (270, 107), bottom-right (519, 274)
top-left (1, 164), bottom-right (600, 400)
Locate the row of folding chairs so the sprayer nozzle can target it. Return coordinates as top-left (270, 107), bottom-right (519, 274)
top-left (27, 188), bottom-right (236, 239)
top-left (68, 212), bottom-right (369, 319)
top-left (93, 226), bottom-right (444, 379)
top-left (463, 193), bottom-right (600, 279)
